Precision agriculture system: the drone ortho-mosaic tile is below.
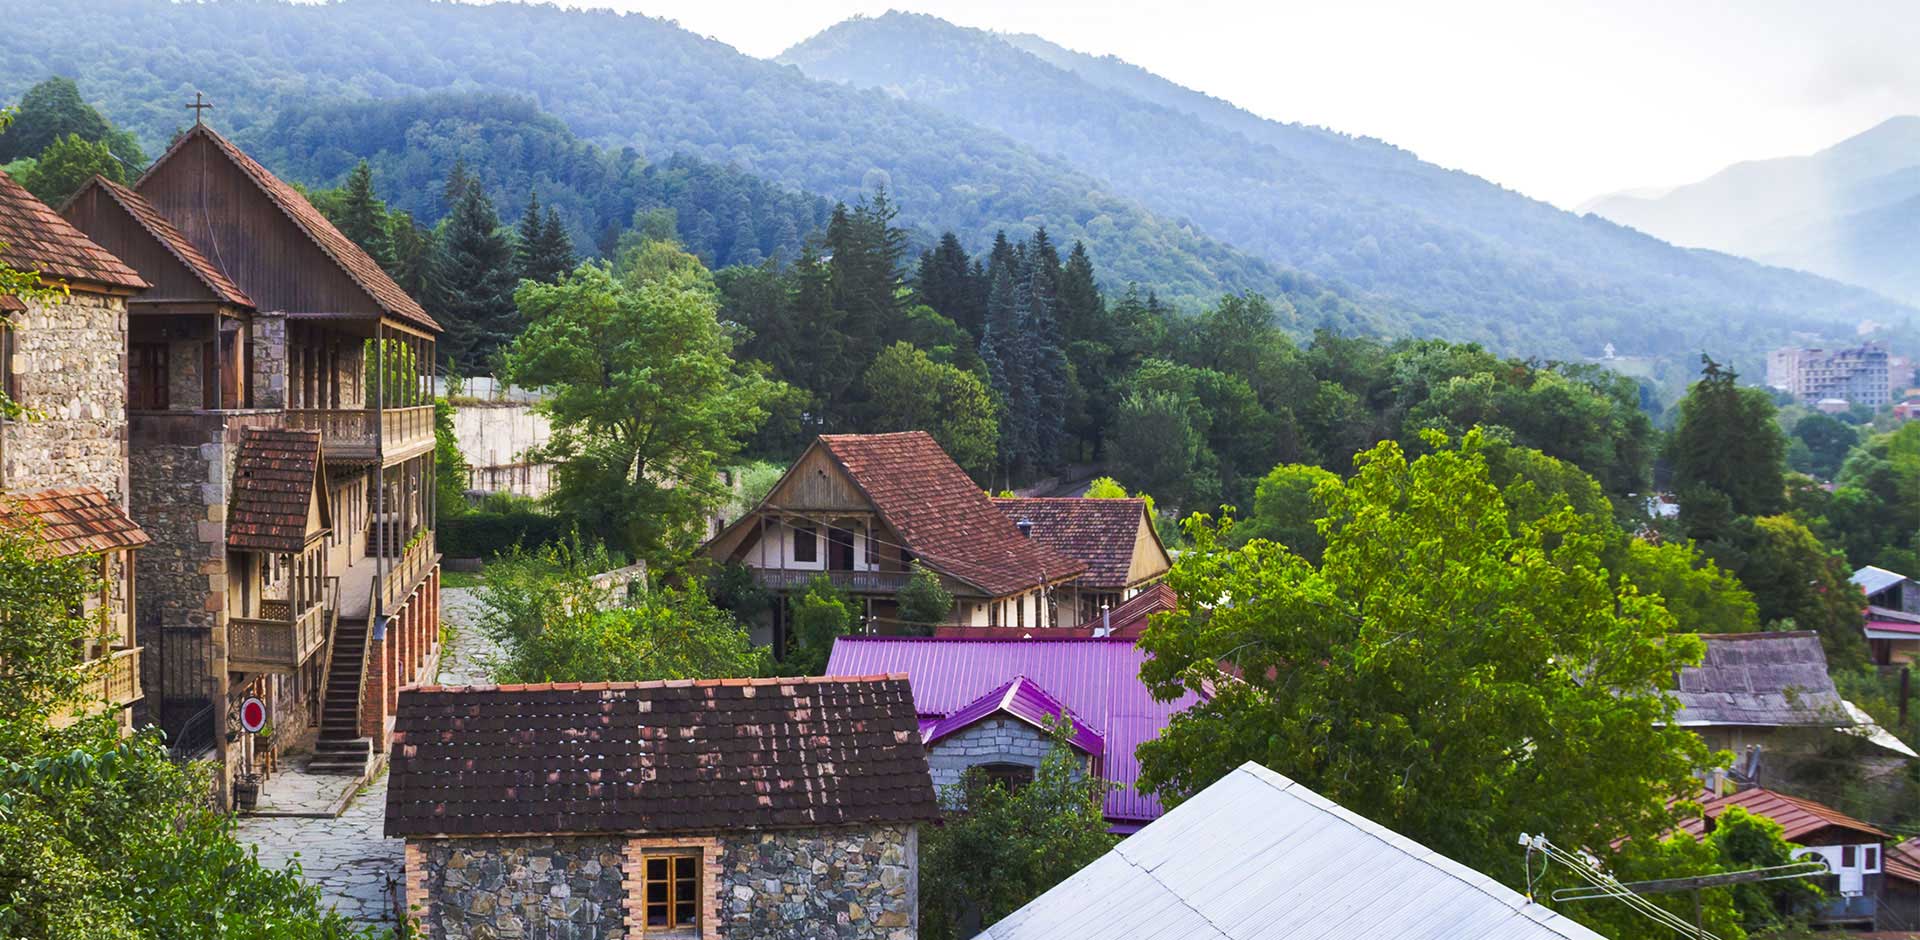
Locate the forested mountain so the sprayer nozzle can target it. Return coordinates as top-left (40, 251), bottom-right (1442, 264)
top-left (253, 93), bottom-right (832, 270)
top-left (780, 13), bottom-right (1917, 363)
top-left (1587, 116), bottom-right (1920, 305)
top-left (0, 0), bottom-right (1374, 329)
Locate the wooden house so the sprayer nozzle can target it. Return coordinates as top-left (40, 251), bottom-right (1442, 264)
top-left (990, 496), bottom-right (1170, 623)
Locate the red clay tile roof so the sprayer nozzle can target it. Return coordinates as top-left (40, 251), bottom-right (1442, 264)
top-left (228, 428), bottom-right (326, 553)
top-left (818, 432), bottom-right (1086, 597)
top-left (991, 497), bottom-right (1163, 589)
top-left (0, 169), bottom-right (146, 292)
top-left (74, 176), bottom-right (253, 307)
top-left (0, 486), bottom-right (150, 557)
top-left (1677, 787), bottom-right (1889, 843)
top-left (144, 126), bottom-right (436, 332)
top-left (383, 675), bottom-right (940, 837)
top-left (1887, 840), bottom-right (1920, 884)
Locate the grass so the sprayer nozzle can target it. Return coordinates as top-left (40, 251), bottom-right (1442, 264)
top-left (440, 568), bottom-right (484, 589)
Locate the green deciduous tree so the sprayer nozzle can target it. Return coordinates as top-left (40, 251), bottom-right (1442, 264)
top-left (1231, 463), bottom-right (1339, 562)
top-left (433, 398), bottom-right (469, 525)
top-left (11, 132), bottom-right (123, 205)
top-left (1136, 429), bottom-right (1712, 899)
top-left (861, 341), bottom-right (999, 478)
top-left (782, 574), bottom-right (853, 675)
top-left (1739, 514), bottom-right (1867, 666)
top-left (919, 725), bottom-right (1115, 940)
top-left (0, 77), bottom-right (142, 169)
top-left (1790, 412), bottom-right (1857, 481)
top-left (894, 562), bottom-right (953, 635)
top-left (504, 258), bottom-right (779, 567)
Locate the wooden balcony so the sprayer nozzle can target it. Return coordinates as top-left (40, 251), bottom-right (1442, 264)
top-left (752, 568), bottom-right (913, 594)
top-left (283, 404), bottom-right (434, 463)
top-left (379, 533), bottom-right (438, 614)
top-left (52, 647), bottom-right (141, 727)
top-left (230, 577), bottom-right (336, 674)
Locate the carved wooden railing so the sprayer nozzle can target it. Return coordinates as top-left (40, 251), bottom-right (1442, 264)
top-left (76, 647), bottom-right (142, 707)
top-left (380, 533), bottom-right (436, 613)
top-left (282, 409), bottom-right (377, 457)
top-left (752, 568), bottom-right (913, 593)
top-left (380, 404), bottom-right (435, 456)
top-left (230, 577), bottom-right (337, 673)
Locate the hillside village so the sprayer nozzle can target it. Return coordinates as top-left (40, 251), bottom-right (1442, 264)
top-left (4, 6), bottom-right (1920, 940)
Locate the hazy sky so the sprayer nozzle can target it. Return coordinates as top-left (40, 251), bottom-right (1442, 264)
top-left (547, 0), bottom-right (1920, 208)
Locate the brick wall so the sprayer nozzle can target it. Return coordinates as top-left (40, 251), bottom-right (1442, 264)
top-left (925, 717), bottom-right (1084, 796)
top-left (2, 291), bottom-right (128, 500)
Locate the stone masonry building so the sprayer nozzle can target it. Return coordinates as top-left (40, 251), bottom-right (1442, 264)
top-left (385, 676), bottom-right (940, 940)
top-left (0, 167), bottom-right (152, 729)
top-left (56, 122), bottom-right (443, 801)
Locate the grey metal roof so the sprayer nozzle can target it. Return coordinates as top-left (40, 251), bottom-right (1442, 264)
top-left (976, 762), bottom-right (1605, 940)
top-left (1852, 565), bottom-right (1909, 599)
top-left (1671, 632), bottom-right (1845, 727)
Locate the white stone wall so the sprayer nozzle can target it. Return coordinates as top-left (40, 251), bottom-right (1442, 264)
top-left (2, 291), bottom-right (129, 501)
top-left (451, 400), bottom-right (553, 498)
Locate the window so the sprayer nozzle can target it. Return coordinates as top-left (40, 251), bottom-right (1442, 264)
top-left (1866, 845), bottom-right (1881, 872)
top-left (1016, 594), bottom-right (1025, 628)
top-left (1843, 845), bottom-right (1857, 868)
top-left (793, 524), bottom-right (817, 563)
top-left (978, 762), bottom-right (1035, 793)
top-left (643, 853), bottom-right (700, 934)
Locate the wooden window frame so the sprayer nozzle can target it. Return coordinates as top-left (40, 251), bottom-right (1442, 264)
top-left (977, 761), bottom-right (1036, 794)
top-left (642, 851), bottom-right (701, 935)
top-left (792, 523), bottom-right (817, 563)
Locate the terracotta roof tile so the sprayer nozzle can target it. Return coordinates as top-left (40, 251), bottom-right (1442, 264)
top-left (73, 176), bottom-right (252, 307)
top-left (228, 428), bottom-right (325, 553)
top-left (1677, 787), bottom-right (1888, 843)
top-left (818, 432), bottom-right (1085, 597)
top-left (144, 126), bottom-right (436, 331)
top-left (0, 486), bottom-right (150, 557)
top-left (992, 497), bottom-right (1162, 588)
top-left (383, 675), bottom-right (940, 838)
top-left (0, 170), bottom-right (146, 292)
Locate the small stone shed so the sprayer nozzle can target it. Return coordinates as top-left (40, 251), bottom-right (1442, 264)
top-left (385, 675), bottom-right (940, 940)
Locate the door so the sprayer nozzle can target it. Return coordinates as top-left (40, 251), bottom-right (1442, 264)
top-left (828, 526), bottom-right (855, 571)
top-left (129, 343), bottom-right (168, 410)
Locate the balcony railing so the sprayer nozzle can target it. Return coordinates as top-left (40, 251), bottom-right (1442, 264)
top-left (53, 647), bottom-right (141, 727)
top-left (752, 568), bottom-right (913, 594)
top-left (283, 404), bottom-right (434, 462)
top-left (230, 577), bottom-right (337, 674)
top-left (379, 533), bottom-right (437, 613)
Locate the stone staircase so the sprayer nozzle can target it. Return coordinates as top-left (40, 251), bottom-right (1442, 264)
top-left (309, 613), bottom-right (374, 776)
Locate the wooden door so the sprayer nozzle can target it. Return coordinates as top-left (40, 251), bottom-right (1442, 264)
top-left (129, 343), bottom-right (168, 410)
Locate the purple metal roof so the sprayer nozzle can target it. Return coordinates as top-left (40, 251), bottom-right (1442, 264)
top-left (921, 677), bottom-right (1106, 756)
top-left (825, 637), bottom-right (1208, 825)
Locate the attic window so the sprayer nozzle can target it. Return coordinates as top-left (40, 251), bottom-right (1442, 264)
top-left (643, 853), bottom-right (700, 935)
top-left (978, 762), bottom-right (1035, 793)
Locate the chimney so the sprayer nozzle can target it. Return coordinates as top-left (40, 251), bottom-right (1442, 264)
top-left (1097, 602), bottom-right (1112, 638)
top-left (1016, 518), bottom-right (1034, 538)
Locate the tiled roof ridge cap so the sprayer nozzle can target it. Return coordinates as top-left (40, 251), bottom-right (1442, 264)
top-left (1694, 630), bottom-right (1821, 641)
top-left (413, 673), bottom-right (910, 693)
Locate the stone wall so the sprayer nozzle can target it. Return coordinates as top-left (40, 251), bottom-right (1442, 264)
top-left (411, 836), bottom-right (629, 940)
top-left (925, 717), bottom-right (1082, 795)
top-left (405, 824), bottom-right (920, 940)
top-left (1, 291), bottom-right (128, 500)
top-left (251, 313), bottom-right (288, 410)
top-left (452, 399), bottom-right (553, 499)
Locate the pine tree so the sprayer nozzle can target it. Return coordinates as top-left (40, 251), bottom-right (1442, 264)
top-left (432, 183), bottom-right (519, 372)
top-left (534, 207), bottom-right (576, 282)
top-left (1021, 238), bottom-right (1069, 471)
top-left (442, 158), bottom-right (474, 208)
top-left (915, 232), bottom-right (978, 338)
top-left (512, 189), bottom-right (544, 282)
top-left (336, 160), bottom-right (391, 268)
top-left (1057, 241), bottom-right (1105, 346)
top-left (387, 211), bottom-right (433, 299)
top-left (982, 262), bottom-right (1031, 476)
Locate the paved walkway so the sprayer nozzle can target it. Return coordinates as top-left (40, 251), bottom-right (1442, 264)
top-left (249, 760), bottom-right (363, 817)
top-left (235, 586), bottom-right (500, 931)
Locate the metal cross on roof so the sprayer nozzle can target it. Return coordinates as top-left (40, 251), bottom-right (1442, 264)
top-left (187, 91), bottom-right (212, 125)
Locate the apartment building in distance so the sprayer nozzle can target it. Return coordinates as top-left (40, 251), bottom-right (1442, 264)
top-left (1767, 342), bottom-right (1893, 407)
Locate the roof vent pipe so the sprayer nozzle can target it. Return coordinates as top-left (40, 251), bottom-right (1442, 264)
top-left (1017, 518), bottom-right (1034, 538)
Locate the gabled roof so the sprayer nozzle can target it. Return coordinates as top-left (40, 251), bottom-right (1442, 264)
top-left (1887, 839), bottom-right (1920, 885)
top-left (383, 675), bottom-right (940, 838)
top-left (67, 175), bottom-right (252, 307)
top-left (977, 762), bottom-right (1606, 940)
top-left (1853, 565), bottom-right (1909, 598)
top-left (228, 428), bottom-right (329, 553)
top-left (826, 636), bottom-right (1206, 826)
top-left (0, 169), bottom-right (146, 292)
top-left (921, 676), bottom-right (1105, 756)
top-left (1866, 606), bottom-right (1920, 639)
top-left (0, 486), bottom-right (150, 557)
top-left (139, 125), bottom-right (437, 332)
top-left (1677, 787), bottom-right (1888, 844)
top-left (815, 432), bottom-right (1085, 596)
top-left (1671, 632), bottom-right (1846, 727)
top-left (991, 497), bottom-right (1166, 589)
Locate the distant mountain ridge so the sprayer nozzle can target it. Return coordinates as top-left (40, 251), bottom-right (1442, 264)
top-left (1587, 116), bottom-right (1920, 304)
top-left (781, 12), bottom-right (1916, 364)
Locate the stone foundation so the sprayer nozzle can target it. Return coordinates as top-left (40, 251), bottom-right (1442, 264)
top-left (406, 824), bottom-right (919, 940)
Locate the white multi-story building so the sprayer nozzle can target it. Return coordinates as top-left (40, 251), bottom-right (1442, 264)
top-left (1767, 342), bottom-right (1893, 407)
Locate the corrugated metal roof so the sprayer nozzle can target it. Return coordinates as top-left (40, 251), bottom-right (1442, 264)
top-left (921, 676), bottom-right (1105, 756)
top-left (825, 636), bottom-right (1203, 824)
top-left (1671, 632), bottom-right (1845, 727)
top-left (977, 762), bottom-right (1606, 940)
top-left (1852, 566), bottom-right (1908, 598)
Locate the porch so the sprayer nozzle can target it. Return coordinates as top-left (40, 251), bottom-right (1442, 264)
top-left (230, 578), bottom-right (337, 673)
